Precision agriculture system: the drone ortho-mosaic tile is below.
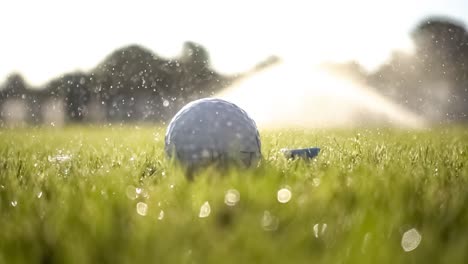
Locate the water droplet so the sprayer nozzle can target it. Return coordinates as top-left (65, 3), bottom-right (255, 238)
top-left (361, 232), bottom-right (372, 253)
top-left (158, 210), bottom-right (165, 220)
top-left (312, 178), bottom-right (321, 187)
top-left (126, 185), bottom-right (138, 200)
top-left (313, 224), bottom-right (319, 237)
top-left (136, 187), bottom-right (142, 195)
top-left (313, 223), bottom-right (327, 238)
top-left (224, 189), bottom-right (240, 206)
top-left (401, 228), bottom-right (422, 252)
top-left (261, 211), bottom-right (279, 231)
top-left (199, 201), bottom-right (211, 218)
top-left (37, 191), bottom-right (43, 198)
top-left (136, 202), bottom-right (148, 216)
top-left (11, 200), bottom-right (17, 207)
top-left (48, 153), bottom-right (72, 163)
top-left (322, 223), bottom-right (328, 234)
top-left (277, 188), bottom-right (292, 203)
top-left (163, 100), bottom-right (169, 107)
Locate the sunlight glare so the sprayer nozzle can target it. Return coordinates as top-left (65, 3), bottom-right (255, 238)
top-left (218, 61), bottom-right (425, 128)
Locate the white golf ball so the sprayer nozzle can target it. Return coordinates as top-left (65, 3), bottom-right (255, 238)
top-left (165, 98), bottom-right (261, 169)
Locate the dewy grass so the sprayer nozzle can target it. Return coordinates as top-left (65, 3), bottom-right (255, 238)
top-left (0, 126), bottom-right (467, 263)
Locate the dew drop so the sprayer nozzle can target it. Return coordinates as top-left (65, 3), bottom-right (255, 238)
top-left (158, 210), bottom-right (165, 220)
top-left (126, 185), bottom-right (137, 200)
top-left (199, 201), bottom-right (211, 218)
top-left (312, 178), bottom-right (321, 187)
top-left (361, 232), bottom-right (372, 253)
top-left (136, 187), bottom-right (142, 195)
top-left (277, 188), bottom-right (292, 203)
top-left (224, 189), bottom-right (240, 206)
top-left (401, 228), bottom-right (422, 252)
top-left (261, 210), bottom-right (279, 231)
top-left (48, 153), bottom-right (72, 163)
top-left (136, 202), bottom-right (148, 216)
top-left (313, 223), bottom-right (327, 238)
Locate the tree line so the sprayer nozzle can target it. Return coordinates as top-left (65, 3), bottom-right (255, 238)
top-left (0, 42), bottom-right (234, 124)
top-left (2, 16), bottom-right (468, 125)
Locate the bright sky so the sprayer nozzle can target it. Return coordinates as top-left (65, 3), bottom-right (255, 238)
top-left (1, 0), bottom-right (468, 86)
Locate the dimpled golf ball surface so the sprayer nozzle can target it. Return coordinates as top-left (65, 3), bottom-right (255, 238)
top-left (165, 98), bottom-right (261, 168)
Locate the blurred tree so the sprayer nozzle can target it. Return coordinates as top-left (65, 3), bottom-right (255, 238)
top-left (64, 73), bottom-right (91, 122)
top-left (0, 73), bottom-right (28, 99)
top-left (368, 52), bottom-right (425, 112)
top-left (44, 73), bottom-right (91, 122)
top-left (93, 45), bottom-right (178, 121)
top-left (365, 17), bottom-right (468, 122)
top-left (181, 41), bottom-right (210, 68)
top-left (0, 42), bottom-right (237, 125)
top-left (0, 73), bottom-right (43, 124)
top-left (412, 18), bottom-right (468, 120)
top-left (178, 42), bottom-right (229, 104)
top-left (92, 43), bottom-right (232, 122)
top-left (413, 18), bottom-right (467, 78)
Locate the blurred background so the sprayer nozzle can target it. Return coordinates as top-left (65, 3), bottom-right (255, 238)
top-left (1, 0), bottom-right (467, 128)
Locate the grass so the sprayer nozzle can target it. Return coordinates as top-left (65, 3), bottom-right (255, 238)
top-left (0, 125), bottom-right (467, 263)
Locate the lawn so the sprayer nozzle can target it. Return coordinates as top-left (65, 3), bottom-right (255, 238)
top-left (0, 126), bottom-right (467, 263)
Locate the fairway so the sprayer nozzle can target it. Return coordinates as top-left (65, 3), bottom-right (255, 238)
top-left (1, 126), bottom-right (468, 263)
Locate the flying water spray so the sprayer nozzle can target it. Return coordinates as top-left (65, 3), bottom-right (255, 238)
top-left (217, 61), bottom-right (425, 128)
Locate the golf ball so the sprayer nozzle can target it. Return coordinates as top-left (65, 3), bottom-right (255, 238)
top-left (165, 98), bottom-right (261, 169)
